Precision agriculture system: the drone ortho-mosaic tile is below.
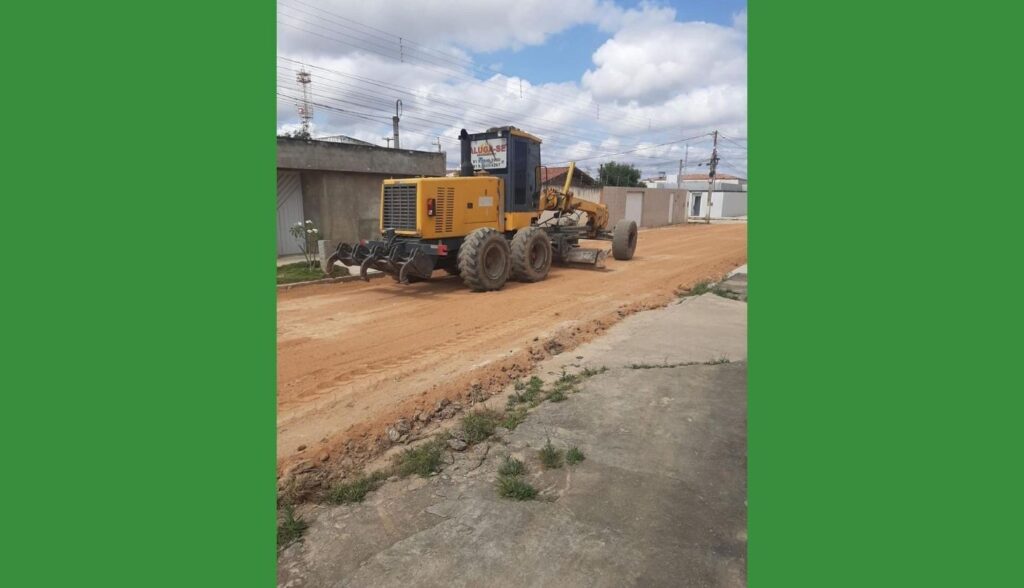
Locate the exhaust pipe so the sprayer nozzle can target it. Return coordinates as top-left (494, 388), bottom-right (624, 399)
top-left (459, 129), bottom-right (474, 177)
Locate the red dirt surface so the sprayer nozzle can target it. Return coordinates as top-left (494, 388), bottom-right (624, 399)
top-left (277, 223), bottom-right (746, 476)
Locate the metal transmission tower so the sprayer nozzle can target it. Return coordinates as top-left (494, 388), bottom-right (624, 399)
top-left (392, 99), bottom-right (402, 149)
top-left (296, 68), bottom-right (313, 137)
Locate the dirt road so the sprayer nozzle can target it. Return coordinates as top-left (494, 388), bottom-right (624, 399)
top-left (277, 223), bottom-right (746, 472)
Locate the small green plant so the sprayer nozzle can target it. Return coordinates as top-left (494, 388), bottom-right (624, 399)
top-left (713, 286), bottom-right (742, 300)
top-left (460, 409), bottom-right (502, 444)
top-left (679, 280), bottom-right (713, 297)
top-left (277, 504), bottom-right (309, 547)
top-left (496, 475), bottom-right (537, 500)
top-left (394, 438), bottom-right (445, 477)
top-left (506, 393), bottom-right (522, 408)
top-left (538, 438), bottom-right (564, 469)
top-left (556, 369), bottom-right (581, 386)
top-left (566, 446), bottom-right (585, 465)
top-left (706, 357), bottom-right (731, 365)
top-left (547, 388), bottom-right (567, 402)
top-left (501, 407), bottom-right (527, 430)
top-left (580, 366), bottom-right (608, 377)
top-left (498, 455), bottom-right (527, 476)
top-left (288, 219), bottom-right (321, 270)
top-left (327, 470), bottom-right (388, 504)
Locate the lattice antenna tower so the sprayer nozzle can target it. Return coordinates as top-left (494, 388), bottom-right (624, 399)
top-left (296, 68), bottom-right (313, 136)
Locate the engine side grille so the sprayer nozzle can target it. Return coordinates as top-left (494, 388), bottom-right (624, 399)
top-left (382, 184), bottom-right (417, 231)
top-left (434, 186), bottom-right (455, 233)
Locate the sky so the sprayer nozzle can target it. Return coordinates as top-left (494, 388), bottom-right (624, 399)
top-left (277, 0), bottom-right (748, 179)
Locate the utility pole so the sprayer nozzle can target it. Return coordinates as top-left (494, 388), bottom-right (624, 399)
top-left (706, 130), bottom-right (719, 224)
top-left (433, 136), bottom-right (443, 153)
top-left (382, 137), bottom-right (393, 148)
top-left (677, 144), bottom-right (689, 189)
top-left (392, 99), bottom-right (402, 149)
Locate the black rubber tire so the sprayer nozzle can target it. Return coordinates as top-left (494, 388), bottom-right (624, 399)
top-left (611, 219), bottom-right (638, 260)
top-left (510, 227), bottom-right (552, 282)
top-left (457, 227), bottom-right (511, 291)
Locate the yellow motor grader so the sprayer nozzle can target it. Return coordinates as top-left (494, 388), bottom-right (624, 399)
top-left (327, 126), bottom-right (637, 291)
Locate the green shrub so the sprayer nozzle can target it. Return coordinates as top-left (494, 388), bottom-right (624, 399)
top-left (496, 475), bottom-right (537, 500)
top-left (394, 438), bottom-right (445, 477)
top-left (566, 447), bottom-right (585, 465)
top-left (538, 438), bottom-right (563, 469)
top-left (326, 470), bottom-right (388, 504)
top-left (498, 455), bottom-right (527, 476)
top-left (460, 409), bottom-right (502, 444)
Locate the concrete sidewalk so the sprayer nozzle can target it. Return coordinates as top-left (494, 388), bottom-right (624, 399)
top-left (279, 293), bottom-right (747, 587)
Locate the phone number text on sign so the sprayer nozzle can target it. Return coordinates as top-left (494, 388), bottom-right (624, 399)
top-left (471, 138), bottom-right (507, 170)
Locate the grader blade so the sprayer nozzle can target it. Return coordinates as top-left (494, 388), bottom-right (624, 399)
top-left (563, 247), bottom-right (609, 269)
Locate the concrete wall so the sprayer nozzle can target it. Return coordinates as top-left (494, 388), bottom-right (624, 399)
top-left (688, 191), bottom-right (747, 219)
top-left (601, 187), bottom-right (689, 228)
top-left (277, 138), bottom-right (443, 176)
top-left (721, 192), bottom-right (748, 217)
top-left (277, 138), bottom-right (445, 246)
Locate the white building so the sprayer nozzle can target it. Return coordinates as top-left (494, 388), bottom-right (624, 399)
top-left (678, 173), bottom-right (748, 219)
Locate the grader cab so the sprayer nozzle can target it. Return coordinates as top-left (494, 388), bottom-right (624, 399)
top-left (328, 126), bottom-right (638, 291)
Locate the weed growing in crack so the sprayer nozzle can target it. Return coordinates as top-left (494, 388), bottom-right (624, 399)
top-left (277, 504), bottom-right (309, 547)
top-left (460, 409), bottom-right (502, 444)
top-left (501, 407), bottom-right (527, 430)
top-left (566, 447), bottom-right (585, 465)
top-left (713, 287), bottom-right (742, 300)
top-left (326, 469), bottom-right (388, 504)
top-left (678, 280), bottom-right (713, 297)
top-left (393, 437), bottom-right (446, 477)
top-left (498, 455), bottom-right (527, 476)
top-left (496, 475), bottom-right (537, 500)
top-left (580, 366), bottom-right (608, 377)
top-left (538, 438), bottom-right (564, 469)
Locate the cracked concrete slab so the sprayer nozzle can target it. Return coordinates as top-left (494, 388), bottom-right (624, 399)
top-left (279, 292), bottom-right (747, 587)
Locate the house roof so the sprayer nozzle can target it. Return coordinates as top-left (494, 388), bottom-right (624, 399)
top-left (679, 173), bottom-right (745, 181)
top-left (541, 166), bottom-right (598, 186)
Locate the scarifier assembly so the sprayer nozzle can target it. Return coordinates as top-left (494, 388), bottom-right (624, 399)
top-left (327, 126), bottom-right (638, 291)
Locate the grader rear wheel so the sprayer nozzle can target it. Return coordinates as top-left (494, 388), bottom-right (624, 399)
top-left (458, 227), bottom-right (512, 291)
top-left (511, 227), bottom-right (552, 282)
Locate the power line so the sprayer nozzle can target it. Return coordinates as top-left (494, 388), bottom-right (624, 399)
top-left (275, 63), bottom-right (717, 163)
top-left (546, 132), bottom-right (714, 165)
top-left (279, 0), bottom-right (651, 124)
top-left (276, 10), bottom-right (662, 132)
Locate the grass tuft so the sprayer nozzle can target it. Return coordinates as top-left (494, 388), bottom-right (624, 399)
top-left (678, 280), bottom-right (713, 297)
top-left (566, 446), bottom-right (585, 465)
top-left (538, 438), bottom-right (564, 469)
top-left (501, 407), bottom-right (527, 430)
top-left (277, 504), bottom-right (309, 547)
top-left (580, 366), bottom-right (608, 377)
top-left (393, 438), bottom-right (446, 477)
top-left (547, 389), bottom-right (567, 402)
top-left (460, 409), bottom-right (502, 444)
top-left (496, 475), bottom-right (537, 500)
top-left (498, 455), bottom-right (527, 476)
top-left (326, 470), bottom-right (388, 504)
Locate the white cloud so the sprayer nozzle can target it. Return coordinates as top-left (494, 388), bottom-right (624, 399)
top-left (582, 6), bottom-right (746, 105)
top-left (278, 0), bottom-right (612, 56)
top-left (277, 1), bottom-right (747, 174)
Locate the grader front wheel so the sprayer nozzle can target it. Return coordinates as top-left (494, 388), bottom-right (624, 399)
top-left (611, 219), bottom-right (638, 260)
top-left (511, 227), bottom-right (552, 282)
top-left (458, 227), bottom-right (512, 291)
